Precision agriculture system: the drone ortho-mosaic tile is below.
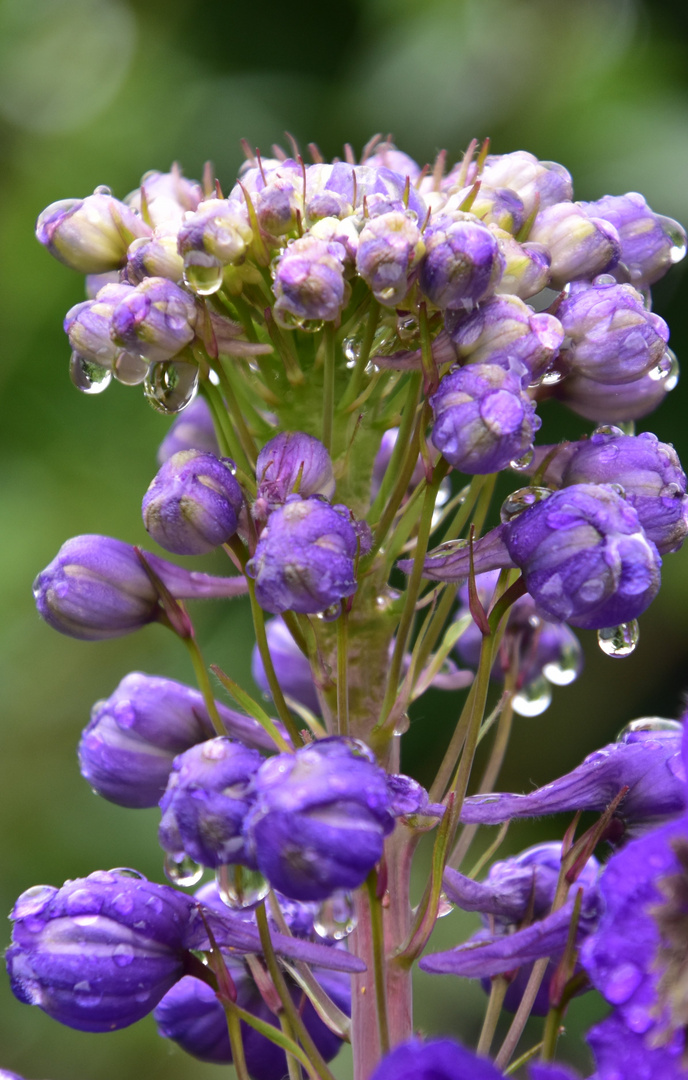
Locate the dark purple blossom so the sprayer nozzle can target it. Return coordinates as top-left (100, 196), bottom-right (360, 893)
top-left (177, 198), bottom-right (253, 267)
top-left (126, 228), bottom-right (185, 284)
top-left (528, 203), bottom-right (621, 288)
top-left (157, 396), bottom-right (220, 463)
top-left (142, 450), bottom-right (243, 555)
top-left (64, 282), bottom-right (135, 369)
top-left (554, 362), bottom-right (677, 423)
top-left (492, 230), bottom-right (552, 299)
top-left (448, 294), bottom-right (564, 383)
top-left (273, 235), bottom-right (349, 327)
top-left (33, 534), bottom-right (248, 640)
top-left (36, 192), bottom-right (150, 274)
top-left (419, 213), bottom-right (504, 310)
top-left (110, 277), bottom-right (197, 363)
top-left (356, 211), bottom-right (425, 307)
top-left (587, 1013), bottom-right (686, 1080)
top-left (369, 1037), bottom-right (505, 1080)
top-left (255, 432), bottom-right (335, 514)
top-left (580, 192), bottom-right (687, 289)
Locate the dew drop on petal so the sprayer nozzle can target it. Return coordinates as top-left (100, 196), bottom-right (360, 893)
top-left (500, 486), bottom-right (552, 523)
top-left (215, 864), bottom-right (268, 910)
top-left (616, 717), bottom-right (682, 741)
top-left (597, 621), bottom-right (639, 658)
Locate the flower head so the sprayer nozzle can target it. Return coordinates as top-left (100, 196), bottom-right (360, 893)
top-left (142, 450), bottom-right (244, 555)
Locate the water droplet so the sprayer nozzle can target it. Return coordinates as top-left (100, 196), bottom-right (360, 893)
top-left (93, 184), bottom-right (112, 196)
top-left (604, 962), bottom-right (642, 1005)
top-left (216, 864), bottom-right (269, 910)
top-left (436, 892), bottom-right (454, 919)
top-left (316, 602), bottom-right (342, 622)
top-left (65, 889), bottom-right (102, 917)
top-left (144, 360), bottom-right (199, 415)
top-left (13, 885), bottom-right (56, 920)
top-left (114, 351), bottom-right (149, 386)
top-left (183, 259), bottom-right (224, 296)
top-left (512, 675), bottom-right (552, 717)
top-left (659, 215), bottom-right (688, 264)
top-left (597, 621), bottom-right (639, 658)
top-left (69, 352), bottom-right (112, 394)
top-left (108, 867), bottom-right (146, 880)
top-left (343, 326), bottom-right (364, 367)
top-left (592, 424), bottom-right (625, 438)
top-left (509, 449), bottom-right (534, 471)
top-left (542, 640), bottom-right (582, 686)
top-left (375, 587), bottom-right (401, 610)
top-left (112, 892), bottom-right (135, 916)
top-left (313, 892), bottom-right (357, 940)
top-left (608, 483), bottom-right (626, 497)
top-left (540, 368), bottom-right (564, 386)
top-left (379, 286), bottom-right (396, 302)
top-left (134, 987), bottom-right (151, 1004)
top-left (500, 486), bottom-right (552, 523)
top-left (164, 853), bottom-right (204, 887)
top-left (662, 348), bottom-right (680, 391)
top-left (74, 981), bottom-right (103, 1008)
top-left (394, 713), bottom-right (410, 736)
top-left (112, 944), bottom-right (135, 967)
top-left (616, 717), bottom-right (682, 741)
top-left (396, 313), bottom-right (418, 340)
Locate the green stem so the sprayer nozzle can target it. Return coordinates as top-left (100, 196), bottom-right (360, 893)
top-left (322, 322), bottom-right (336, 454)
top-left (247, 580), bottom-right (304, 749)
top-left (337, 605), bottom-right (350, 736)
top-left (477, 976), bottom-right (509, 1057)
top-left (184, 636), bottom-right (224, 736)
top-left (340, 300), bottom-right (381, 408)
top-left (210, 358), bottom-right (257, 469)
top-left (366, 870), bottom-right (391, 1057)
top-left (200, 380), bottom-right (238, 461)
top-left (222, 1002), bottom-right (251, 1080)
top-left (280, 1015), bottom-right (304, 1080)
top-left (367, 372), bottom-right (423, 527)
top-left (494, 957), bottom-right (550, 1071)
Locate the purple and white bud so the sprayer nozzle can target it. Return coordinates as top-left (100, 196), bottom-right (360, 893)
top-left (528, 203), bottom-right (621, 288)
top-left (491, 230), bottom-right (552, 299)
top-left (580, 192), bottom-right (687, 288)
top-left (36, 192), bottom-right (150, 274)
top-left (246, 496), bottom-right (358, 615)
top-left (363, 142), bottom-right (422, 183)
top-left (159, 737), bottom-right (263, 869)
top-left (126, 166), bottom-right (203, 229)
top-left (111, 277), bottom-right (197, 363)
top-left (273, 236), bottom-right (349, 327)
top-left (446, 185), bottom-right (526, 234)
top-left (178, 198), bottom-right (252, 263)
top-left (251, 617), bottom-right (321, 715)
top-left (419, 213), bottom-right (504, 310)
top-left (33, 534), bottom-right (248, 640)
top-left (64, 282), bottom-right (135, 369)
top-left (255, 432), bottom-right (335, 513)
top-left (142, 450), bottom-right (243, 555)
top-left (126, 228), bottom-right (185, 284)
top-left (430, 362), bottom-right (541, 474)
top-left (557, 279), bottom-right (670, 385)
top-left (309, 215), bottom-right (360, 269)
top-left (356, 211), bottom-right (425, 307)
top-left (7, 871), bottom-right (197, 1032)
top-left (79, 672), bottom-right (278, 809)
top-left (157, 396), bottom-right (220, 463)
top-left (253, 174), bottom-right (304, 237)
top-left (244, 736), bottom-right (395, 900)
top-left (480, 152), bottom-right (573, 216)
top-left (449, 294), bottom-right (564, 383)
top-left (554, 362), bottom-right (677, 423)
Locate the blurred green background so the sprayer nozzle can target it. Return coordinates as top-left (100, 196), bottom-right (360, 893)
top-left (2, 0), bottom-right (688, 1075)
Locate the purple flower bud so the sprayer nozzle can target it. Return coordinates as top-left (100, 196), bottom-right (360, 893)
top-left (452, 185), bottom-right (526, 234)
top-left (244, 737), bottom-right (395, 900)
top-left (528, 203), bottom-right (621, 288)
top-left (252, 617), bottom-right (321, 715)
top-left (126, 228), bottom-right (185, 285)
top-left (449, 295), bottom-right (564, 383)
top-left (33, 534), bottom-right (248, 640)
top-left (6, 870), bottom-right (197, 1032)
top-left (430, 362), bottom-right (541, 474)
top-left (419, 214), bottom-right (504, 310)
top-left (142, 450), bottom-right (243, 555)
top-left (64, 282), bottom-right (135, 369)
top-left (255, 432), bottom-right (335, 513)
top-left (557, 279), bottom-right (670, 385)
top-left (246, 497), bottom-right (358, 615)
top-left (110, 277), bottom-right (197, 363)
top-left (363, 142), bottom-right (422, 183)
top-left (79, 672), bottom-right (278, 809)
top-left (554, 361), bottom-right (677, 423)
top-left (356, 211), bottom-right (425, 307)
top-left (155, 961), bottom-right (350, 1076)
top-left (253, 175), bottom-right (304, 236)
top-left (492, 230), bottom-right (552, 299)
top-left (580, 192), bottom-right (687, 288)
top-left (369, 1037), bottom-right (505, 1080)
top-left (159, 737), bottom-right (263, 869)
top-left (587, 1013), bottom-right (685, 1080)
top-left (462, 724), bottom-right (684, 832)
top-left (273, 236), bottom-right (349, 327)
top-left (126, 166), bottom-right (203, 229)
top-left (36, 193), bottom-right (150, 274)
top-left (309, 215), bottom-right (360, 268)
top-left (157, 396), bottom-right (220, 464)
top-left (480, 152), bottom-right (573, 216)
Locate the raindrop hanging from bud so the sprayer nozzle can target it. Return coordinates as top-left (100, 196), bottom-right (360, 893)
top-left (313, 891), bottom-right (357, 940)
top-left (616, 716), bottom-right (682, 740)
top-left (500, 486), bottom-right (552, 523)
top-left (215, 864), bottom-right (269, 910)
top-left (436, 892), bottom-right (454, 919)
top-left (114, 351), bottom-right (149, 386)
top-left (144, 359), bottom-right (199, 415)
top-left (512, 675), bottom-right (552, 717)
top-left (509, 449), bottom-right (535, 472)
top-left (597, 620), bottom-right (639, 658)
top-left (183, 259), bottom-right (224, 296)
top-left (163, 853), bottom-right (204, 888)
top-left (69, 352), bottom-right (112, 394)
top-left (542, 640), bottom-right (582, 686)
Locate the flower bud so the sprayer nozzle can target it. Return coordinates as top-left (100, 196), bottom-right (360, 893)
top-left (580, 191), bottom-right (687, 288)
top-left (309, 215), bottom-right (360, 268)
top-left (33, 534), bottom-right (248, 640)
top-left (255, 432), bottom-right (335, 512)
top-left (246, 497), bottom-right (358, 615)
top-left (142, 450), bottom-right (243, 555)
top-left (449, 295), bottom-right (564, 383)
top-left (273, 236), bottom-right (349, 327)
top-left (557, 279), bottom-right (669, 385)
top-left (64, 282), bottom-right (135, 369)
top-left (356, 211), bottom-right (425, 307)
top-left (244, 737), bottom-right (395, 900)
top-left (363, 142), bottom-right (422, 183)
top-left (480, 152), bottom-right (573, 215)
top-left (111, 277), bottom-right (197, 363)
top-left (79, 672), bottom-right (277, 809)
top-left (461, 185), bottom-right (526, 234)
top-left (159, 737), bottom-right (263, 869)
top-left (7, 871), bottom-right (197, 1032)
top-left (251, 617), bottom-right (321, 715)
top-left (528, 203), bottom-right (621, 288)
top-left (490, 229), bottom-right (552, 299)
top-left (419, 213), bottom-right (504, 310)
top-left (368, 1038), bottom-right (509, 1080)
top-left (126, 228), bottom-right (185, 284)
top-left (157, 396), bottom-right (220, 463)
top-left (36, 193), bottom-right (150, 274)
top-left (554, 364), bottom-right (676, 423)
top-left (430, 362), bottom-right (541, 474)
top-left (126, 166), bottom-right (203, 229)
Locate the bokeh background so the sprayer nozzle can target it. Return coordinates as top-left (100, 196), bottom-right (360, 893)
top-left (2, 0), bottom-right (688, 1075)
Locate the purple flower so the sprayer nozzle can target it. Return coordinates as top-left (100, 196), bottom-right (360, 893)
top-left (157, 396), bottom-right (220, 463)
top-left (369, 1037), bottom-right (505, 1080)
top-left (6, 871), bottom-right (197, 1032)
top-left (356, 211), bottom-right (425, 307)
top-left (587, 1013), bottom-right (685, 1080)
top-left (110, 277), bottom-right (197, 364)
top-left (461, 184), bottom-right (527, 234)
top-left (79, 672), bottom-right (279, 809)
top-left (251, 617), bottom-right (321, 715)
top-left (126, 166), bottom-right (203, 229)
top-left (363, 142), bottom-right (422, 183)
top-left (480, 151), bottom-right (573, 216)
top-left (36, 193), bottom-right (150, 274)
top-left (273, 235), bottom-right (349, 327)
top-left (126, 228), bottom-right (185, 285)
top-left (255, 432), bottom-right (335, 514)
top-left (556, 279), bottom-right (670, 385)
top-left (33, 534), bottom-right (248, 640)
top-left (492, 230), bottom-right (552, 299)
top-left (158, 737), bottom-right (264, 869)
top-left (461, 723), bottom-right (684, 833)
top-left (419, 214), bottom-right (504, 310)
top-left (142, 450), bottom-right (243, 555)
top-left (244, 737), bottom-right (395, 900)
top-left (246, 496), bottom-right (358, 615)
top-left (64, 282), bottom-right (135, 369)
top-left (177, 198), bottom-right (253, 266)
top-left (554, 362), bottom-right (677, 423)
top-left (528, 203), bottom-right (621, 288)
top-left (448, 294), bottom-right (564, 384)
top-left (580, 192), bottom-right (687, 289)
top-left (430, 362), bottom-right (541, 474)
